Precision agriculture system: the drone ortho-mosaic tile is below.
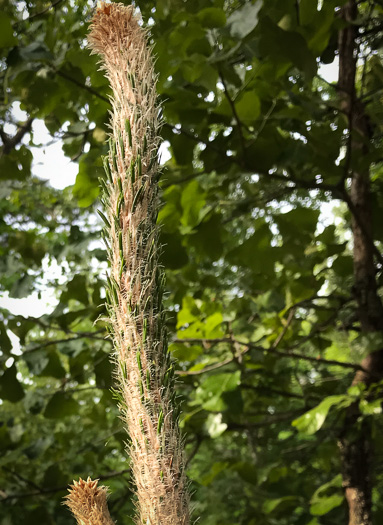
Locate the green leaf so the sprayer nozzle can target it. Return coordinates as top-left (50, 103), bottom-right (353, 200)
top-left (205, 413), bottom-right (227, 438)
top-left (23, 350), bottom-right (48, 375)
top-left (177, 297), bottom-right (224, 339)
top-left (40, 351), bottom-right (66, 379)
top-left (0, 13), bottom-right (17, 48)
top-left (198, 8), bottom-right (226, 28)
top-left (158, 185), bottom-right (182, 233)
top-left (258, 17), bottom-right (316, 77)
top-left (205, 311), bottom-right (223, 338)
top-left (94, 352), bottom-right (113, 388)
top-left (180, 180), bottom-right (206, 230)
top-left (359, 398), bottom-right (382, 416)
top-left (170, 343), bottom-right (203, 362)
top-left (26, 506), bottom-right (53, 524)
top-left (245, 126), bottom-right (285, 173)
top-left (310, 494), bottom-right (344, 516)
top-left (292, 395), bottom-right (350, 435)
top-left (188, 214), bottom-right (224, 261)
top-left (61, 274), bottom-right (89, 305)
top-left (232, 462), bottom-right (258, 485)
top-left (42, 464), bottom-right (67, 489)
top-left (73, 152), bottom-right (101, 207)
top-left (23, 390), bottom-right (45, 415)
top-left (299, 0), bottom-right (318, 25)
top-left (7, 317), bottom-right (36, 345)
top-left (227, 221), bottom-right (275, 277)
top-left (351, 333), bottom-right (383, 356)
top-left (310, 475), bottom-right (344, 516)
top-left (0, 322), bottom-right (12, 357)
top-left (200, 461), bottom-right (229, 486)
top-left (23, 437), bottom-right (53, 460)
top-left (306, 4), bottom-right (335, 54)
top-left (9, 273), bottom-right (35, 299)
top-left (235, 91), bottom-right (261, 124)
top-left (0, 364), bottom-right (24, 402)
top-left (177, 296), bottom-right (201, 328)
top-left (0, 425), bottom-right (12, 452)
top-left (262, 496), bottom-right (299, 515)
top-left (195, 371), bottom-right (241, 412)
top-left (160, 232), bottom-right (189, 269)
top-left (0, 146), bottom-right (32, 182)
top-left (312, 473), bottom-right (342, 497)
top-left (23, 77), bottom-right (61, 117)
top-left (182, 54), bottom-right (207, 84)
top-left (170, 133), bottom-right (195, 167)
top-left (44, 392), bottom-right (79, 419)
top-left (19, 42), bottom-right (53, 61)
top-left (276, 207), bottom-right (320, 238)
top-left (156, 0), bottom-right (171, 19)
top-left (332, 255), bottom-right (353, 276)
top-left (228, 1), bottom-right (263, 39)
top-left (73, 168), bottom-right (100, 207)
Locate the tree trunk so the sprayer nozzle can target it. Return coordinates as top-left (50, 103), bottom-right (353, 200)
top-left (338, 2), bottom-right (383, 524)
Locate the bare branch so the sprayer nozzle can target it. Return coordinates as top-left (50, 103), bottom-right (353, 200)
top-left (54, 68), bottom-right (110, 103)
top-left (0, 469), bottom-right (130, 502)
top-left (173, 337), bottom-right (366, 373)
top-left (0, 117), bottom-right (33, 155)
top-left (219, 70), bottom-right (246, 162)
top-left (14, 0), bottom-right (65, 25)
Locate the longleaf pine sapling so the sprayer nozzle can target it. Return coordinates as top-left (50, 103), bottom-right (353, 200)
top-left (65, 3), bottom-right (190, 525)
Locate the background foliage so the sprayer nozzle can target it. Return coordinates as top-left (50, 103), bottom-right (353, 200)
top-left (1, 0), bottom-right (383, 524)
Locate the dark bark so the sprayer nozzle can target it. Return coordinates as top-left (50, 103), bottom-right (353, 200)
top-left (338, 2), bottom-right (383, 524)
top-left (0, 116), bottom-right (33, 155)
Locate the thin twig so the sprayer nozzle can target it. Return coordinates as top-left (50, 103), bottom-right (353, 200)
top-left (23, 332), bottom-right (110, 354)
top-left (54, 68), bottom-right (110, 104)
top-left (247, 99), bottom-right (276, 147)
top-left (228, 409), bottom-right (306, 430)
top-left (176, 355), bottom-right (237, 376)
top-left (259, 345), bottom-right (363, 371)
top-left (271, 308), bottom-right (295, 349)
top-left (0, 117), bottom-right (34, 155)
top-left (163, 122), bottom-right (224, 155)
top-left (185, 437), bottom-right (203, 469)
top-left (219, 70), bottom-right (247, 162)
top-left (0, 469), bottom-right (130, 502)
top-left (13, 0), bottom-right (65, 25)
top-left (174, 337), bottom-right (366, 373)
top-left (241, 383), bottom-right (306, 400)
top-left (2, 467), bottom-right (42, 492)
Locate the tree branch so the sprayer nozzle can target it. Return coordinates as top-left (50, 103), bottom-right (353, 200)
top-left (0, 117), bottom-right (33, 155)
top-left (174, 337), bottom-right (366, 373)
top-left (14, 0), bottom-right (65, 25)
top-left (0, 469), bottom-right (130, 502)
top-left (228, 409), bottom-right (306, 430)
top-left (219, 70), bottom-right (246, 162)
top-left (241, 383), bottom-right (306, 400)
top-left (54, 68), bottom-right (110, 104)
top-left (185, 436), bottom-right (203, 469)
top-left (23, 331), bottom-right (110, 354)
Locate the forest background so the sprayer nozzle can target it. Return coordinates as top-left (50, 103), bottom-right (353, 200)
top-left (1, 1), bottom-right (383, 524)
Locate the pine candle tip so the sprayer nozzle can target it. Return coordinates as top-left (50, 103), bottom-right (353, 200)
top-left (96, 1), bottom-right (112, 15)
top-left (64, 477), bottom-right (114, 525)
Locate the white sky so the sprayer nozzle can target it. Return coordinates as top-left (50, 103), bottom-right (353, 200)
top-left (1, 59), bottom-right (340, 326)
